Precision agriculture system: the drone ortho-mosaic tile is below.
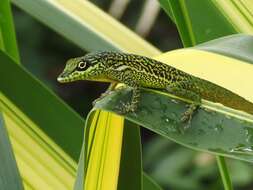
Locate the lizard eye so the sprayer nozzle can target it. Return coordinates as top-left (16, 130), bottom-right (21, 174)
top-left (77, 61), bottom-right (87, 71)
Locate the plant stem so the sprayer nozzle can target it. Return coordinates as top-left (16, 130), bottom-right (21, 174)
top-left (216, 156), bottom-right (233, 190)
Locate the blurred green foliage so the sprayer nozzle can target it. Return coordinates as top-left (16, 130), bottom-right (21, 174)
top-left (11, 1), bottom-right (253, 190)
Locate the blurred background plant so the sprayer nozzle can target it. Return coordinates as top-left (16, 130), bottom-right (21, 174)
top-left (2, 0), bottom-right (253, 189)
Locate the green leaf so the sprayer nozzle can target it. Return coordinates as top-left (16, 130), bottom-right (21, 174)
top-left (74, 141), bottom-right (85, 190)
top-left (143, 173), bottom-right (163, 190)
top-left (75, 110), bottom-right (164, 190)
top-left (12, 0), bottom-right (160, 56)
top-left (0, 113), bottom-right (23, 190)
top-left (211, 0), bottom-right (253, 34)
top-left (75, 110), bottom-right (162, 190)
top-left (75, 111), bottom-right (162, 190)
top-left (94, 34), bottom-right (253, 163)
top-left (159, 0), bottom-right (237, 46)
top-left (95, 87), bottom-right (253, 161)
top-left (159, 1), bottom-right (253, 189)
top-left (78, 110), bottom-right (123, 190)
top-left (0, 1), bottom-right (22, 189)
top-left (195, 34), bottom-right (253, 64)
top-left (0, 0), bottom-right (20, 62)
top-left (0, 50), bottom-right (82, 188)
top-left (160, 1), bottom-right (253, 189)
top-left (158, 0), bottom-right (175, 23)
top-left (0, 50), bottom-right (84, 159)
top-left (117, 120), bottom-right (142, 190)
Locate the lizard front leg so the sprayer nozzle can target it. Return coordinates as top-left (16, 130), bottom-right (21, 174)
top-left (92, 82), bottom-right (117, 106)
top-left (106, 69), bottom-right (141, 114)
top-left (118, 85), bottom-right (141, 114)
top-left (166, 84), bottom-right (201, 123)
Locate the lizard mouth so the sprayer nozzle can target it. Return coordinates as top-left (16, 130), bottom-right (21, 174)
top-left (57, 71), bottom-right (82, 83)
top-left (57, 72), bottom-right (72, 83)
top-left (57, 76), bottom-right (68, 83)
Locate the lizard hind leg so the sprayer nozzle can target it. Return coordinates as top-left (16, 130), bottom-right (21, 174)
top-left (166, 84), bottom-right (201, 124)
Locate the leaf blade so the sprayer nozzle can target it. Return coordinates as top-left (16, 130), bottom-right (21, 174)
top-left (0, 113), bottom-right (23, 190)
top-left (94, 34), bottom-right (253, 163)
top-left (12, 0), bottom-right (160, 56)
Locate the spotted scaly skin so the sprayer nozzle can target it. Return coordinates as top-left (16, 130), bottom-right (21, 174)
top-left (57, 51), bottom-right (253, 120)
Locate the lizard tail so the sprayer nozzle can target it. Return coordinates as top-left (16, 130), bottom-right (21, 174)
top-left (193, 78), bottom-right (253, 116)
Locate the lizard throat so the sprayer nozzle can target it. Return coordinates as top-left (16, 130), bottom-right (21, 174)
top-left (57, 73), bottom-right (116, 83)
top-left (57, 76), bottom-right (77, 83)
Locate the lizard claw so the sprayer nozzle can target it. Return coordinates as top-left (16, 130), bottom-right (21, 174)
top-left (180, 110), bottom-right (193, 123)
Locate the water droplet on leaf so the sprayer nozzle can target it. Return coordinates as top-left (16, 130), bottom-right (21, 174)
top-left (171, 99), bottom-right (179, 104)
top-left (214, 123), bottom-right (224, 133)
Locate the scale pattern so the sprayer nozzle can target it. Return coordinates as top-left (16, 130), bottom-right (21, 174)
top-left (58, 51), bottom-right (253, 115)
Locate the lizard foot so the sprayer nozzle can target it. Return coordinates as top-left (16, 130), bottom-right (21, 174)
top-left (117, 101), bottom-right (137, 115)
top-left (92, 98), bottom-right (101, 106)
top-left (92, 91), bottom-right (114, 106)
top-left (180, 104), bottom-right (199, 128)
top-left (92, 85), bottom-right (129, 106)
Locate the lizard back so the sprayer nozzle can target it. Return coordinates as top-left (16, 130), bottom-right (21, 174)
top-left (103, 52), bottom-right (253, 115)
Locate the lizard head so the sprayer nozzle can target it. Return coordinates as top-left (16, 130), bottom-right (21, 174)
top-left (57, 52), bottom-right (108, 83)
top-left (57, 56), bottom-right (89, 83)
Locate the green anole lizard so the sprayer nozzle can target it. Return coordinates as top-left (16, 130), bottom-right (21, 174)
top-left (57, 51), bottom-right (253, 121)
